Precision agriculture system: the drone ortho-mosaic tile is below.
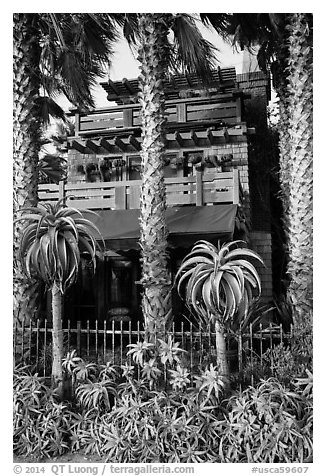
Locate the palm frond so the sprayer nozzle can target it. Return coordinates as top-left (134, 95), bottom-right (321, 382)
top-left (171, 14), bottom-right (217, 82)
top-left (199, 13), bottom-right (232, 42)
top-left (34, 97), bottom-right (67, 125)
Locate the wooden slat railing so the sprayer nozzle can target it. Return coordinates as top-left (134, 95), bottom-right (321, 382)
top-left (71, 94), bottom-right (242, 137)
top-left (38, 169), bottom-right (242, 210)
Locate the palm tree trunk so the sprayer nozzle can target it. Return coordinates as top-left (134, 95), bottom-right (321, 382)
top-left (51, 284), bottom-right (64, 396)
top-left (214, 321), bottom-right (229, 382)
top-left (137, 14), bottom-right (172, 338)
top-left (13, 14), bottom-right (42, 357)
top-left (280, 14), bottom-right (313, 329)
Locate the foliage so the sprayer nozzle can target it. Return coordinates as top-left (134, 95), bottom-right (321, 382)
top-left (175, 240), bottom-right (263, 327)
top-left (169, 365), bottom-right (190, 391)
top-left (236, 299), bottom-right (275, 333)
top-left (219, 378), bottom-right (313, 463)
top-left (16, 200), bottom-right (101, 293)
top-left (14, 346), bottom-right (313, 463)
top-left (38, 154), bottom-right (67, 184)
top-left (194, 364), bottom-right (228, 405)
top-left (97, 389), bottom-right (223, 462)
top-left (13, 365), bottom-right (75, 459)
top-left (126, 337), bottom-right (186, 390)
top-left (241, 323), bottom-right (312, 387)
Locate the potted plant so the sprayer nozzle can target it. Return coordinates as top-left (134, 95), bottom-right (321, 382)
top-left (170, 156), bottom-right (184, 169)
top-left (188, 154), bottom-right (202, 166)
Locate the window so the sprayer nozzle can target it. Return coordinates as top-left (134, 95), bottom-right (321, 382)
top-left (127, 156), bottom-right (141, 180)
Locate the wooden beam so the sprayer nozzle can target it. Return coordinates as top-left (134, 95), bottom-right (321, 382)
top-left (174, 131), bottom-right (183, 147)
top-left (190, 130), bottom-right (199, 146)
top-left (122, 78), bottom-right (134, 95)
top-left (123, 108), bottom-right (133, 127)
top-left (100, 138), bottom-right (113, 152)
top-left (185, 74), bottom-right (193, 87)
top-left (207, 129), bottom-right (215, 145)
top-left (128, 135), bottom-right (141, 151)
top-left (86, 139), bottom-right (99, 154)
top-left (74, 112), bottom-right (80, 135)
top-left (195, 168), bottom-right (203, 206)
top-left (108, 79), bottom-right (120, 96)
top-left (114, 136), bottom-right (127, 151)
top-left (232, 169), bottom-right (240, 205)
top-left (71, 139), bottom-right (85, 153)
top-left (58, 181), bottom-right (65, 201)
top-left (235, 96), bottom-right (242, 123)
top-left (115, 186), bottom-right (127, 209)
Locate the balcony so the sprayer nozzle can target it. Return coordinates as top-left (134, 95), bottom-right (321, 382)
top-left (38, 169), bottom-right (242, 211)
top-left (68, 92), bottom-right (253, 154)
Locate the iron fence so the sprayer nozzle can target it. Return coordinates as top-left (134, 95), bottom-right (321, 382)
top-left (14, 318), bottom-right (294, 386)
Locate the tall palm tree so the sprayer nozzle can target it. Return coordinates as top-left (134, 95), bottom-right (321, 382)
top-left (202, 13), bottom-right (313, 329)
top-left (13, 13), bottom-right (120, 354)
top-left (16, 201), bottom-right (101, 396)
top-left (135, 14), bottom-right (217, 337)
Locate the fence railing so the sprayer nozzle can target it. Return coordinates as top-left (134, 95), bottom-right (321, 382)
top-left (38, 169), bottom-right (241, 210)
top-left (14, 318), bottom-right (293, 386)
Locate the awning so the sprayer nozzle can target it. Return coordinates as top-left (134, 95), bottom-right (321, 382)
top-left (87, 204), bottom-right (238, 251)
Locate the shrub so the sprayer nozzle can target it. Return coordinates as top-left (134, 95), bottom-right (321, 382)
top-left (13, 346), bottom-right (313, 463)
top-left (218, 377), bottom-right (313, 463)
top-left (13, 365), bottom-right (75, 459)
top-left (95, 387), bottom-right (224, 462)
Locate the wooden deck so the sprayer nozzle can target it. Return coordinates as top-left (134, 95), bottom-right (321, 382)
top-left (38, 169), bottom-right (242, 210)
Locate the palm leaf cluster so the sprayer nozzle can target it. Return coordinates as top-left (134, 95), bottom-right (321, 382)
top-left (37, 13), bottom-right (122, 112)
top-left (38, 155), bottom-right (67, 184)
top-left (16, 200), bottom-right (101, 293)
top-left (175, 240), bottom-right (263, 325)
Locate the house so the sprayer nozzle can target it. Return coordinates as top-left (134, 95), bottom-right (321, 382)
top-left (39, 67), bottom-right (273, 327)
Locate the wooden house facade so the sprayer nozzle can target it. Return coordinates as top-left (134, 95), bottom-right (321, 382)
top-left (39, 67), bottom-right (273, 327)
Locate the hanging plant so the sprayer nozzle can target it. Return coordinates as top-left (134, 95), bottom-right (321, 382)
top-left (203, 155), bottom-right (218, 168)
top-left (220, 154), bottom-right (233, 169)
top-left (170, 156), bottom-right (183, 169)
top-left (221, 153), bottom-right (233, 163)
top-left (112, 158), bottom-right (126, 168)
top-left (188, 154), bottom-right (202, 165)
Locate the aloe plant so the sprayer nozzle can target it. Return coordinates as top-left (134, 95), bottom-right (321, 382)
top-left (16, 199), bottom-right (101, 397)
top-left (175, 240), bottom-right (263, 381)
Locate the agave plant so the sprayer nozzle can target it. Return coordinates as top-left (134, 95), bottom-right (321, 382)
top-left (175, 240), bottom-right (263, 380)
top-left (16, 199), bottom-right (102, 396)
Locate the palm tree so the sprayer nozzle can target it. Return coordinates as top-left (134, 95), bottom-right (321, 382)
top-left (175, 240), bottom-right (263, 381)
top-left (13, 13), bottom-right (120, 352)
top-left (135, 14), bottom-right (217, 337)
top-left (16, 200), bottom-right (101, 396)
top-left (201, 13), bottom-right (313, 329)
